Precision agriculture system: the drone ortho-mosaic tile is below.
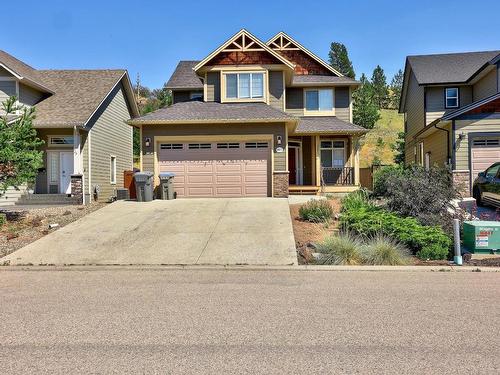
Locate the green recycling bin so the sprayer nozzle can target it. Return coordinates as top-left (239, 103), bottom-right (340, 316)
top-left (159, 172), bottom-right (176, 200)
top-left (463, 221), bottom-right (500, 254)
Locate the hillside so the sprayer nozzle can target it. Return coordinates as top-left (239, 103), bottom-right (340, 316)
top-left (359, 109), bottom-right (404, 168)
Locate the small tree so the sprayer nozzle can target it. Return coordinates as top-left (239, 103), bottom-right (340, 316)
top-left (392, 131), bottom-right (405, 165)
top-left (371, 65), bottom-right (389, 109)
top-left (0, 97), bottom-right (44, 190)
top-left (353, 74), bottom-right (380, 129)
top-left (389, 69), bottom-right (404, 110)
top-left (328, 42), bottom-right (355, 79)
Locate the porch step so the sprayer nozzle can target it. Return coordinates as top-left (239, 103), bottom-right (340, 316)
top-left (288, 185), bottom-right (320, 195)
top-left (16, 193), bottom-right (80, 205)
top-left (0, 185), bottom-right (28, 206)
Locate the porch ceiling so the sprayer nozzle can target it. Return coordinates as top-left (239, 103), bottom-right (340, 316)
top-left (292, 116), bottom-right (367, 135)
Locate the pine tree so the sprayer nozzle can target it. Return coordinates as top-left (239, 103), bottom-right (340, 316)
top-left (371, 65), bottom-right (389, 109)
top-left (389, 69), bottom-right (404, 110)
top-left (353, 74), bottom-right (380, 129)
top-left (0, 96), bottom-right (44, 190)
top-left (392, 131), bottom-right (406, 165)
top-left (328, 42), bottom-right (355, 78)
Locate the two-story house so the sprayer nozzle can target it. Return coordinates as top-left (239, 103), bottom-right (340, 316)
top-left (0, 50), bottom-right (139, 205)
top-left (129, 29), bottom-right (366, 198)
top-left (399, 50), bottom-right (500, 196)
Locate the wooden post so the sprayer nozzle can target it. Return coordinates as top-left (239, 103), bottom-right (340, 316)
top-left (315, 135), bottom-right (321, 187)
top-left (353, 136), bottom-right (360, 186)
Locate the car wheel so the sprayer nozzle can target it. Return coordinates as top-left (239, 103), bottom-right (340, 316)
top-left (473, 187), bottom-right (483, 207)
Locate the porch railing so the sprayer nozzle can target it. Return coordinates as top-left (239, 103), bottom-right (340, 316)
top-left (321, 167), bottom-right (355, 186)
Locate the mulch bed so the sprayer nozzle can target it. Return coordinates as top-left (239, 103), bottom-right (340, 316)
top-left (0, 203), bottom-right (105, 258)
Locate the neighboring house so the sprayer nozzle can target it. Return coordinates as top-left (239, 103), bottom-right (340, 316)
top-left (400, 50), bottom-right (500, 196)
top-left (0, 50), bottom-right (139, 205)
top-left (128, 29), bottom-right (366, 198)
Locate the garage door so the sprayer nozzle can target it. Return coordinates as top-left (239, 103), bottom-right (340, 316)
top-left (158, 141), bottom-right (269, 198)
top-left (471, 137), bottom-right (500, 180)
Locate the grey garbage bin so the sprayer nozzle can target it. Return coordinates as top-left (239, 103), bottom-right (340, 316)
top-left (134, 171), bottom-right (154, 202)
top-left (159, 172), bottom-right (176, 200)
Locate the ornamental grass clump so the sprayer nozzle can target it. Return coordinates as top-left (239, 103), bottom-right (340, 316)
top-left (362, 235), bottom-right (411, 265)
top-left (317, 232), bottom-right (364, 265)
top-left (299, 199), bottom-right (333, 223)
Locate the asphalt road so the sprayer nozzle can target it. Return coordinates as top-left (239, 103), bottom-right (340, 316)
top-left (1, 268), bottom-right (499, 374)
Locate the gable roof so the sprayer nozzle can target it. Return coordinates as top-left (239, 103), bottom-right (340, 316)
top-left (442, 92), bottom-right (500, 121)
top-left (267, 32), bottom-right (343, 76)
top-left (128, 101), bottom-right (296, 124)
top-left (165, 61), bottom-right (203, 90)
top-left (0, 50), bottom-right (54, 93)
top-left (407, 50), bottom-right (500, 85)
top-left (295, 116), bottom-right (367, 134)
top-left (193, 29), bottom-right (295, 72)
top-left (33, 70), bottom-right (139, 128)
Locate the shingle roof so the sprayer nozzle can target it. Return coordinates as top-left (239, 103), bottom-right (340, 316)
top-left (442, 91), bottom-right (500, 121)
top-left (165, 61), bottom-right (203, 90)
top-left (33, 70), bottom-right (128, 127)
top-left (129, 101), bottom-right (296, 123)
top-left (295, 116), bottom-right (367, 134)
top-left (292, 75), bottom-right (359, 85)
top-left (0, 50), bottom-right (53, 93)
top-left (408, 51), bottom-right (500, 85)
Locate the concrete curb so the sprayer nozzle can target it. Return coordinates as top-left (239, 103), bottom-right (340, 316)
top-left (0, 264), bottom-right (499, 272)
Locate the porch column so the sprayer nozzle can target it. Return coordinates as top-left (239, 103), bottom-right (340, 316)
top-left (73, 126), bottom-right (83, 174)
top-left (353, 136), bottom-right (360, 186)
top-left (315, 135), bottom-right (321, 186)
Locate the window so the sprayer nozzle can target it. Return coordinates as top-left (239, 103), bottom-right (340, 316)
top-left (190, 92), bottom-right (203, 100)
top-left (445, 88), bottom-right (459, 108)
top-left (473, 138), bottom-right (500, 147)
top-left (320, 140), bottom-right (345, 168)
top-left (418, 142), bottom-right (424, 166)
top-left (160, 143), bottom-right (183, 150)
top-left (110, 156), bottom-right (116, 184)
top-left (225, 72), bottom-right (264, 100)
top-left (48, 136), bottom-right (74, 147)
top-left (485, 164), bottom-right (500, 178)
top-left (245, 142), bottom-right (268, 149)
top-left (305, 89), bottom-right (334, 112)
top-left (217, 143), bottom-right (240, 149)
top-left (188, 143), bottom-right (211, 149)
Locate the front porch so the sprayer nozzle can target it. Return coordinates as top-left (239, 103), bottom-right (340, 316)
top-left (288, 134), bottom-right (361, 195)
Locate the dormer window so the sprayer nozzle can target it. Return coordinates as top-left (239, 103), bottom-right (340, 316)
top-left (223, 72), bottom-right (265, 102)
top-left (445, 87), bottom-right (459, 109)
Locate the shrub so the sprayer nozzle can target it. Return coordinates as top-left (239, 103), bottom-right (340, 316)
top-left (299, 199), bottom-right (333, 223)
top-left (317, 233), bottom-right (364, 265)
top-left (340, 195), bottom-right (452, 260)
top-left (0, 213), bottom-right (5, 226)
top-left (417, 244), bottom-right (450, 261)
top-left (341, 188), bottom-right (373, 212)
top-left (372, 165), bottom-right (404, 197)
top-left (362, 235), bottom-right (411, 265)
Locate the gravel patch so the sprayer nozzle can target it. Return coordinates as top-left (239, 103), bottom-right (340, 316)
top-left (0, 203), bottom-right (105, 258)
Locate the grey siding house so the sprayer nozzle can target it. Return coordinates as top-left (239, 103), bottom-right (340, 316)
top-left (0, 50), bottom-right (139, 205)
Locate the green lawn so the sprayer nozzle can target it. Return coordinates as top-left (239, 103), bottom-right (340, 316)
top-left (359, 109), bottom-right (404, 168)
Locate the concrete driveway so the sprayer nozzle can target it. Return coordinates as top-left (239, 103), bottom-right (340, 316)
top-left (1, 199), bottom-right (297, 266)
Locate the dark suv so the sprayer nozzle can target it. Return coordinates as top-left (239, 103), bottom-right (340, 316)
top-left (472, 162), bottom-right (500, 208)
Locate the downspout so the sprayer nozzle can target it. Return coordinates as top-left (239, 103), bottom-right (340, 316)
top-left (434, 121), bottom-right (451, 166)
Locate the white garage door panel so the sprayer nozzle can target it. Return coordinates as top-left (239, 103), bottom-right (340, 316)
top-left (158, 141), bottom-right (269, 198)
top-left (471, 137), bottom-right (500, 180)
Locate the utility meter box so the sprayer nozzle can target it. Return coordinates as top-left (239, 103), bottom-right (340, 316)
top-left (463, 221), bottom-right (500, 254)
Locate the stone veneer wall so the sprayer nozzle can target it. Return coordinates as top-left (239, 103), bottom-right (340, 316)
top-left (452, 170), bottom-right (471, 198)
top-left (273, 172), bottom-right (289, 198)
top-left (71, 174), bottom-right (84, 205)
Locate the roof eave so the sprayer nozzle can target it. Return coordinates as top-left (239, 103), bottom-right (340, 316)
top-left (127, 118), bottom-right (298, 126)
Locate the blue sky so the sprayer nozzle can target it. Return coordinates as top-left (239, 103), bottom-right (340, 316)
top-left (2, 0), bottom-right (499, 88)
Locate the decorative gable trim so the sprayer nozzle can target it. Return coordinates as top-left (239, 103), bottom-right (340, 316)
top-left (267, 32), bottom-right (343, 77)
top-left (193, 29), bottom-right (295, 72)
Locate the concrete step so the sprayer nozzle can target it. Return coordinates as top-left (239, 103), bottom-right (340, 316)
top-left (0, 185), bottom-right (28, 205)
top-left (17, 194), bottom-right (79, 205)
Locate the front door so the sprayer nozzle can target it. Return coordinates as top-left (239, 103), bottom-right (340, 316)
top-left (60, 152), bottom-right (73, 194)
top-left (288, 147), bottom-right (297, 185)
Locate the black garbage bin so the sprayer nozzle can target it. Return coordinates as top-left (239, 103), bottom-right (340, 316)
top-left (134, 172), bottom-right (154, 202)
top-left (159, 172), bottom-right (176, 200)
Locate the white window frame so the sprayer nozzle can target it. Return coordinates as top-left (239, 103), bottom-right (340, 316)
top-left (48, 135), bottom-right (74, 148)
top-left (418, 142), bottom-right (424, 166)
top-left (221, 71), bottom-right (267, 103)
top-left (110, 155), bottom-right (116, 185)
top-left (0, 77), bottom-right (20, 114)
top-left (319, 139), bottom-right (346, 168)
top-left (304, 88), bottom-right (335, 116)
top-left (445, 87), bottom-right (459, 109)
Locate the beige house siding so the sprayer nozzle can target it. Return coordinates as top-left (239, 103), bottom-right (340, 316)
top-left (454, 118), bottom-right (500, 171)
top-left (141, 122), bottom-right (287, 175)
top-left (0, 80), bottom-right (16, 110)
top-left (404, 70), bottom-right (425, 164)
top-left (426, 86), bottom-right (472, 125)
top-left (285, 87), bottom-right (304, 116)
top-left (81, 131), bottom-right (90, 201)
top-left (19, 83), bottom-right (44, 107)
top-left (88, 83), bottom-right (133, 202)
top-left (335, 87), bottom-right (350, 122)
top-left (206, 72), bottom-right (220, 102)
top-left (268, 71), bottom-right (284, 111)
top-left (473, 68), bottom-right (498, 101)
top-left (421, 126), bottom-right (450, 167)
